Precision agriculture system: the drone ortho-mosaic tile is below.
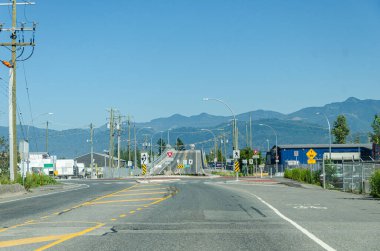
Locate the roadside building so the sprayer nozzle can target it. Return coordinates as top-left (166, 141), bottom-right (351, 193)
top-left (265, 144), bottom-right (373, 168)
top-left (74, 152), bottom-right (126, 168)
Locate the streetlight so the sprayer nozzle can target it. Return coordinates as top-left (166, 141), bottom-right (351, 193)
top-left (167, 128), bottom-right (173, 148)
top-left (259, 123), bottom-right (278, 174)
top-left (217, 128), bottom-right (228, 170)
top-left (134, 126), bottom-right (152, 169)
top-left (316, 112), bottom-right (331, 190)
top-left (203, 97), bottom-right (239, 180)
top-left (201, 129), bottom-right (217, 168)
top-left (150, 131), bottom-right (163, 164)
top-left (26, 112), bottom-right (54, 157)
top-left (203, 98), bottom-right (237, 150)
top-left (316, 112), bottom-right (332, 160)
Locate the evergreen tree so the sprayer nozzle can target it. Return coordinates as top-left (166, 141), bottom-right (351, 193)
top-left (332, 115), bottom-right (350, 144)
top-left (156, 138), bottom-right (166, 155)
top-left (176, 138), bottom-right (185, 151)
top-left (370, 114), bottom-right (380, 144)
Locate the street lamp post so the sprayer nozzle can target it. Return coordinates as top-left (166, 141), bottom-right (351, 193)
top-left (134, 126), bottom-right (152, 171)
top-left (259, 124), bottom-right (278, 175)
top-left (203, 98), bottom-right (239, 180)
top-left (167, 128), bottom-right (172, 148)
top-left (316, 112), bottom-right (332, 160)
top-left (203, 98), bottom-right (237, 150)
top-left (316, 112), bottom-right (331, 189)
top-left (201, 129), bottom-right (217, 169)
top-left (27, 112), bottom-right (54, 144)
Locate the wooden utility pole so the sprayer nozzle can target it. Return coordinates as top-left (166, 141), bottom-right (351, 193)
top-left (45, 121), bottom-right (49, 152)
top-left (117, 115), bottom-right (122, 169)
top-left (108, 109), bottom-right (115, 169)
top-left (0, 1), bottom-right (36, 181)
top-left (90, 123), bottom-right (94, 173)
top-left (128, 116), bottom-right (131, 162)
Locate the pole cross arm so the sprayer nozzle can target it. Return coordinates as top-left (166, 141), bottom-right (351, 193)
top-left (0, 42), bottom-right (36, 46)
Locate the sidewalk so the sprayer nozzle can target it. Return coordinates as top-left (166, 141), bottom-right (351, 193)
top-left (272, 176), bottom-right (324, 190)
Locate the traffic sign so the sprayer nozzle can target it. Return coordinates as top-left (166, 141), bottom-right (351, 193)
top-left (177, 164), bottom-right (184, 169)
top-left (249, 159), bottom-right (253, 165)
top-left (307, 159), bottom-right (316, 164)
top-left (233, 150), bottom-right (240, 159)
top-left (167, 151), bottom-right (173, 158)
top-left (242, 159), bottom-right (248, 164)
top-left (234, 161), bottom-right (240, 172)
top-left (183, 159), bottom-right (188, 165)
top-left (141, 152), bottom-right (149, 165)
top-left (252, 155), bottom-right (260, 159)
top-left (142, 164), bottom-right (147, 175)
top-left (188, 159), bottom-right (193, 165)
top-left (306, 149), bottom-right (317, 159)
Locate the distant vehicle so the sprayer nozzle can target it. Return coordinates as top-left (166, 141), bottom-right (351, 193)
top-left (55, 159), bottom-right (82, 179)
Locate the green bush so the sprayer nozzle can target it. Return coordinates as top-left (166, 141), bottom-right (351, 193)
top-left (370, 170), bottom-right (380, 198)
top-left (284, 169), bottom-right (292, 179)
top-left (16, 173), bottom-right (57, 190)
top-left (284, 168), bottom-right (320, 185)
top-left (0, 175), bottom-right (12, 184)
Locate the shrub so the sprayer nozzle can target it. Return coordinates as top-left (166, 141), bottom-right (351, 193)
top-left (370, 170), bottom-right (380, 198)
top-left (284, 169), bottom-right (292, 179)
top-left (285, 168), bottom-right (320, 185)
top-left (16, 173), bottom-right (57, 190)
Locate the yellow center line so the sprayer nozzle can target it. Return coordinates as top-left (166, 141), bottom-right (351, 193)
top-left (119, 214), bottom-right (126, 218)
top-left (90, 184), bottom-right (139, 202)
top-left (35, 223), bottom-right (105, 251)
top-left (129, 211), bottom-right (136, 214)
top-left (126, 188), bottom-right (168, 192)
top-left (0, 235), bottom-right (67, 248)
top-left (85, 197), bottom-right (163, 205)
top-left (106, 191), bottom-right (167, 197)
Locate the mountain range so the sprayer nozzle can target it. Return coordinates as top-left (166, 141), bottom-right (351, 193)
top-left (0, 97), bottom-right (379, 158)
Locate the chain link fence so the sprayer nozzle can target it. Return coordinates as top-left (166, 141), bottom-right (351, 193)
top-left (324, 161), bottom-right (380, 194)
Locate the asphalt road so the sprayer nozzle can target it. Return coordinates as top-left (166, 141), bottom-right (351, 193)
top-left (0, 178), bottom-right (379, 250)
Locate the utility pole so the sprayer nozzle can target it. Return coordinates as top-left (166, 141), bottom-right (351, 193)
top-left (45, 121), bottom-right (49, 152)
top-left (108, 109), bottom-right (115, 169)
top-left (246, 122), bottom-right (248, 147)
top-left (250, 114), bottom-right (252, 149)
top-left (90, 123), bottom-right (94, 177)
top-left (128, 115), bottom-right (131, 163)
top-left (117, 115), bottom-right (122, 169)
top-left (0, 1), bottom-right (36, 181)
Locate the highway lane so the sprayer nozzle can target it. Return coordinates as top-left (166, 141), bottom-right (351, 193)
top-left (0, 178), bottom-right (379, 250)
top-left (0, 180), bottom-right (135, 229)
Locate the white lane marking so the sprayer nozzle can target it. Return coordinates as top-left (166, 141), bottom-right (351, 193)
top-left (213, 184), bottom-right (336, 251)
top-left (252, 194), bottom-right (335, 251)
top-left (0, 184), bottom-right (89, 204)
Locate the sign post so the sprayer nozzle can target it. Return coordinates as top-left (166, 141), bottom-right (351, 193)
top-left (306, 149), bottom-right (317, 183)
top-left (233, 150), bottom-right (240, 181)
top-left (141, 152), bottom-right (149, 176)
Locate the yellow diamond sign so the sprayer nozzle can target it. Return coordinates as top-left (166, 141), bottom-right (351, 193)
top-left (307, 159), bottom-right (316, 164)
top-left (306, 149), bottom-right (317, 159)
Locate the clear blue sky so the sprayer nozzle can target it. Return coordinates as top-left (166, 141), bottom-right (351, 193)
top-left (1, 0), bottom-right (380, 130)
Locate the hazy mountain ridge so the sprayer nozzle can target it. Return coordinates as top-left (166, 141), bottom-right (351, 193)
top-left (0, 97), bottom-right (378, 158)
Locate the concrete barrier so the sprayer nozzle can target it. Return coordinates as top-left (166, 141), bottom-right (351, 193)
top-left (0, 184), bottom-right (26, 195)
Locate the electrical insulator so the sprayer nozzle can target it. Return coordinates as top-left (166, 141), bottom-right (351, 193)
top-left (1, 60), bottom-right (12, 68)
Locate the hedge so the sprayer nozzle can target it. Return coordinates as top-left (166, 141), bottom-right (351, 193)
top-left (370, 170), bottom-right (380, 198)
